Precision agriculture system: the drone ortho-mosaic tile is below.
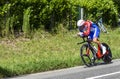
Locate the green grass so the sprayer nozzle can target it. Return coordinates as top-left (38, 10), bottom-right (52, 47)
top-left (0, 28), bottom-right (120, 78)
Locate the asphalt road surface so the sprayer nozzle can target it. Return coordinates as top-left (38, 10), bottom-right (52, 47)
top-left (6, 59), bottom-right (120, 79)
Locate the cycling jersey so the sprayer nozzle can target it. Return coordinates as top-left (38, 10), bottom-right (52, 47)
top-left (79, 20), bottom-right (100, 40)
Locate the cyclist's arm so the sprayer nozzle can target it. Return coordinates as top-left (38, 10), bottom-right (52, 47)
top-left (83, 22), bottom-right (91, 36)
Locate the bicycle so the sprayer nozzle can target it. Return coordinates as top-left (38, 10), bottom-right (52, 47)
top-left (77, 37), bottom-right (112, 67)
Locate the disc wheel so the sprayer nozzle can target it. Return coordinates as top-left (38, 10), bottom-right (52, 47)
top-left (102, 43), bottom-right (112, 63)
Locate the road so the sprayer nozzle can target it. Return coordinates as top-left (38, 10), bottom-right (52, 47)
top-left (6, 59), bottom-right (120, 79)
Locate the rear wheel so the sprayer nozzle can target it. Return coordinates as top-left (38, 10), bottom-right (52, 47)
top-left (80, 44), bottom-right (95, 67)
top-left (102, 43), bottom-right (112, 63)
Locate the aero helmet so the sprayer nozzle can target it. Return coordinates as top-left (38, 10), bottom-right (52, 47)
top-left (77, 19), bottom-right (85, 27)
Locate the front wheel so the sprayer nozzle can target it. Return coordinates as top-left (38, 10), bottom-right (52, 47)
top-left (102, 43), bottom-right (112, 63)
top-left (80, 44), bottom-right (95, 67)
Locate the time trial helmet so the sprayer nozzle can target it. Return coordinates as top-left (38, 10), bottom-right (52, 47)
top-left (77, 19), bottom-right (85, 27)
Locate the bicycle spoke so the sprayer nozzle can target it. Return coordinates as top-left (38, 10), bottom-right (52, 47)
top-left (80, 44), bottom-right (95, 67)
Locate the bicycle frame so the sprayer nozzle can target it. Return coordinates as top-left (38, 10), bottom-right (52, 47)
top-left (78, 37), bottom-right (112, 67)
top-left (78, 37), bottom-right (102, 59)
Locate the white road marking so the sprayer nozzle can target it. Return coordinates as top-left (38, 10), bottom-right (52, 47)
top-left (86, 71), bottom-right (120, 79)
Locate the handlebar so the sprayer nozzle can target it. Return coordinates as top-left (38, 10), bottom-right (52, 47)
top-left (77, 37), bottom-right (89, 45)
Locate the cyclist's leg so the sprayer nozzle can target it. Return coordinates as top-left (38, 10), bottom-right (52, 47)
top-left (91, 27), bottom-right (103, 58)
top-left (93, 27), bottom-right (106, 55)
top-left (93, 38), bottom-right (102, 58)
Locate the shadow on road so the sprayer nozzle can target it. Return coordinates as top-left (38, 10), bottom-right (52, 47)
top-left (96, 61), bottom-right (113, 66)
top-left (84, 61), bottom-right (113, 68)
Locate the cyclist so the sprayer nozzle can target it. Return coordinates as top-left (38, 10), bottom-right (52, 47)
top-left (77, 19), bottom-right (106, 58)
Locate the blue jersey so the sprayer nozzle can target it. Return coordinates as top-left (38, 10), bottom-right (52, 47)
top-left (88, 22), bottom-right (100, 40)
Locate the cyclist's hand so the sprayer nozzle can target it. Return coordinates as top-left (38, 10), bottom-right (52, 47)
top-left (77, 32), bottom-right (84, 37)
top-left (73, 34), bottom-right (78, 38)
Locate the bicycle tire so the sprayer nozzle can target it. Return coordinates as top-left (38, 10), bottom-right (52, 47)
top-left (102, 43), bottom-right (112, 63)
top-left (80, 44), bottom-right (95, 67)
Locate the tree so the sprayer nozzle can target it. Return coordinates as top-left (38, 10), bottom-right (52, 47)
top-left (0, 0), bottom-right (119, 37)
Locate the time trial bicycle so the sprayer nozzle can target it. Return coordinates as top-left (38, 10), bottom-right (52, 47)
top-left (77, 37), bottom-right (112, 67)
